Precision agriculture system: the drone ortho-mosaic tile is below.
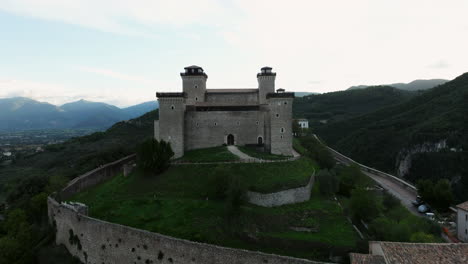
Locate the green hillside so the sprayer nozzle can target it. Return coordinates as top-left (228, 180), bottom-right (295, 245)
top-left (293, 86), bottom-right (416, 125)
top-left (0, 110), bottom-right (158, 204)
top-left (316, 73), bottom-right (468, 202)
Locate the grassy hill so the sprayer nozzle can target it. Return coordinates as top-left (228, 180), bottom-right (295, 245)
top-left (293, 86), bottom-right (416, 125)
top-left (70, 156), bottom-right (358, 262)
top-left (316, 73), bottom-right (468, 202)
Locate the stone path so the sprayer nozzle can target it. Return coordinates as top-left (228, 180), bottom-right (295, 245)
top-left (227, 145), bottom-right (260, 161)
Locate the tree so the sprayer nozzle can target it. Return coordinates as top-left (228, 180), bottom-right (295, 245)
top-left (300, 136), bottom-right (336, 169)
top-left (317, 169), bottom-right (339, 196)
top-left (137, 139), bottom-right (174, 176)
top-left (432, 179), bottom-right (454, 211)
top-left (292, 120), bottom-right (301, 137)
top-left (337, 165), bottom-right (367, 196)
top-left (350, 189), bottom-right (380, 221)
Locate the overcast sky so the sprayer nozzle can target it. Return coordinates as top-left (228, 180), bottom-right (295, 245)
top-left (1, 0), bottom-right (467, 107)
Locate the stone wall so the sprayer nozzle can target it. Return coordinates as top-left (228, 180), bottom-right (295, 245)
top-left (205, 91), bottom-right (258, 105)
top-left (184, 110), bottom-right (266, 151)
top-left (247, 171), bottom-right (315, 207)
top-left (158, 97), bottom-right (185, 158)
top-left (48, 157), bottom-right (328, 264)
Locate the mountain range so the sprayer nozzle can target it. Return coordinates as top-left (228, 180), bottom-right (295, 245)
top-left (0, 97), bottom-right (158, 131)
top-left (348, 79), bottom-right (448, 91)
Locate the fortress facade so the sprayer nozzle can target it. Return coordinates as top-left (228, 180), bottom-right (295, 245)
top-left (154, 66), bottom-right (294, 158)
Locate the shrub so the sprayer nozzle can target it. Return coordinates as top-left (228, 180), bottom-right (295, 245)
top-left (299, 136), bottom-right (335, 169)
top-left (337, 165), bottom-right (367, 196)
top-left (350, 189), bottom-right (380, 221)
top-left (137, 139), bottom-right (174, 176)
top-left (317, 169), bottom-right (339, 196)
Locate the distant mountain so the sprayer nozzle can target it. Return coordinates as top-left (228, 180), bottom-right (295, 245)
top-left (293, 86), bottom-right (416, 123)
top-left (348, 79), bottom-right (448, 91)
top-left (317, 73), bottom-right (468, 202)
top-left (122, 101), bottom-right (159, 119)
top-left (0, 98), bottom-right (158, 131)
top-left (294, 92), bottom-right (319, 97)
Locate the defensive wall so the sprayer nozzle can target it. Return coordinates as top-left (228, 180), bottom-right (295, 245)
top-left (247, 170), bottom-right (315, 207)
top-left (48, 155), bottom-right (328, 264)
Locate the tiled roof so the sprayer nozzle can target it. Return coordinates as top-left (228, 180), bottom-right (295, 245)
top-left (380, 242), bottom-right (468, 264)
top-left (456, 201), bottom-right (468, 211)
top-left (350, 253), bottom-right (385, 264)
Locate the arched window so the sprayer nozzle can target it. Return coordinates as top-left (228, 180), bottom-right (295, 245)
top-left (284, 101), bottom-right (288, 105)
top-left (257, 136), bottom-right (263, 145)
top-left (276, 113), bottom-right (279, 118)
top-left (280, 127), bottom-right (285, 133)
top-left (214, 122), bottom-right (218, 126)
top-left (194, 84), bottom-right (198, 89)
top-left (170, 105), bottom-right (175, 110)
top-left (195, 97), bottom-right (198, 101)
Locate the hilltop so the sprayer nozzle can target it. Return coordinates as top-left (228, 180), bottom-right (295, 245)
top-left (293, 86), bottom-right (416, 124)
top-left (348, 79), bottom-right (448, 91)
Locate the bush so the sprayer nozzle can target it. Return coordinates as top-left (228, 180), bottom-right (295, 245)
top-left (137, 139), bottom-right (174, 176)
top-left (299, 136), bottom-right (335, 169)
top-left (382, 192), bottom-right (400, 211)
top-left (350, 189), bottom-right (380, 221)
top-left (317, 169), bottom-right (339, 196)
top-left (337, 165), bottom-right (367, 196)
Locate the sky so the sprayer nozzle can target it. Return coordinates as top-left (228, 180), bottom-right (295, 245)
top-left (1, 0), bottom-right (468, 107)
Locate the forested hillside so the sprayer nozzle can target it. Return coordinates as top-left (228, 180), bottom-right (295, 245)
top-left (293, 86), bottom-right (416, 125)
top-left (316, 73), bottom-right (468, 202)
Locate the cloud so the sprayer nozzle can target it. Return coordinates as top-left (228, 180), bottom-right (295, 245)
top-left (77, 66), bottom-right (158, 85)
top-left (0, 0), bottom-right (232, 37)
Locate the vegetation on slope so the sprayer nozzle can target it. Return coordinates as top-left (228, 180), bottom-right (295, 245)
top-left (293, 86), bottom-right (416, 124)
top-left (0, 110), bottom-right (158, 263)
top-left (237, 146), bottom-right (290, 160)
top-left (316, 72), bottom-right (468, 202)
top-left (71, 159), bottom-right (355, 261)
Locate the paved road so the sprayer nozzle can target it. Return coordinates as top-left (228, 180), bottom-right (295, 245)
top-left (362, 171), bottom-right (419, 215)
top-left (333, 154), bottom-right (420, 216)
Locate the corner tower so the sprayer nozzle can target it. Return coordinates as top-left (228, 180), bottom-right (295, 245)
top-left (155, 92), bottom-right (185, 158)
top-left (258, 66), bottom-right (276, 104)
top-left (181, 65), bottom-right (207, 105)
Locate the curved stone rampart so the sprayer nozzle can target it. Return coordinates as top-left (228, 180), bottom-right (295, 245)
top-left (48, 155), bottom-right (328, 264)
top-left (247, 170), bottom-right (315, 207)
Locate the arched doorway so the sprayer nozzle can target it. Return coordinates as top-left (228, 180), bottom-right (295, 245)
top-left (227, 134), bottom-right (235, 145)
top-left (257, 136), bottom-right (263, 145)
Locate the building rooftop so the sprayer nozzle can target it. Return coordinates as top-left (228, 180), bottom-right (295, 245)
top-left (362, 242), bottom-right (468, 264)
top-left (156, 92), bottom-right (185, 98)
top-left (456, 201), bottom-right (468, 211)
top-left (206, 88), bottom-right (258, 93)
top-left (349, 253), bottom-right (385, 264)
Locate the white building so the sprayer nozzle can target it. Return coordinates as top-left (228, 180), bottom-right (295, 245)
top-left (297, 119), bottom-right (309, 129)
top-left (456, 201), bottom-right (468, 242)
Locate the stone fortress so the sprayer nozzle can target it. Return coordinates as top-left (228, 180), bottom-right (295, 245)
top-left (154, 66), bottom-right (294, 158)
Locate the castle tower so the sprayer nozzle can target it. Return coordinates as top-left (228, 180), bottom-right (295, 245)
top-left (155, 92), bottom-right (185, 158)
top-left (181, 65), bottom-right (207, 105)
top-left (268, 90), bottom-right (294, 156)
top-left (258, 66), bottom-right (276, 104)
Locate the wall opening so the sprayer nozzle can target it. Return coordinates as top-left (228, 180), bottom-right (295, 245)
top-left (257, 136), bottom-right (263, 145)
top-left (227, 134), bottom-right (235, 145)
